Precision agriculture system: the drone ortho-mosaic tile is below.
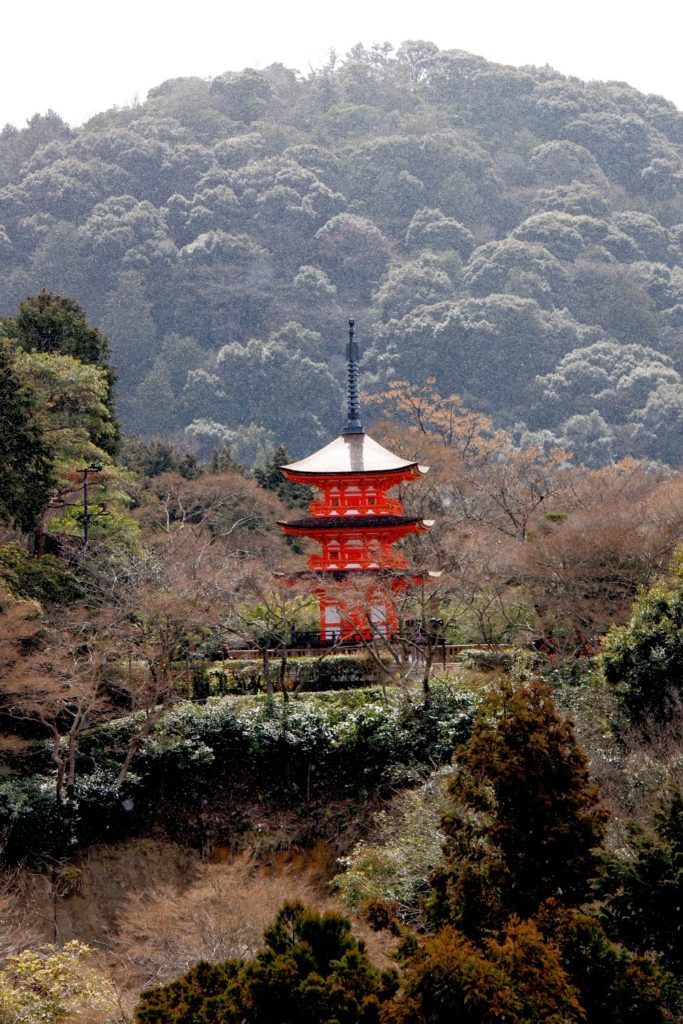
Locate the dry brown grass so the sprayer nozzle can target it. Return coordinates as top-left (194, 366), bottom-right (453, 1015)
top-left (0, 870), bottom-right (45, 961)
top-left (109, 844), bottom-right (334, 995)
top-left (0, 836), bottom-right (394, 1017)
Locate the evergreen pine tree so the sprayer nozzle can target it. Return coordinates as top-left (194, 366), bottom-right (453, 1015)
top-left (430, 680), bottom-right (608, 934)
top-left (0, 339), bottom-right (55, 532)
top-left (255, 445), bottom-right (312, 509)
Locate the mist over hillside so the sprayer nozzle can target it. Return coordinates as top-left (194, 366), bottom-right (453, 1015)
top-left (1, 41), bottom-right (682, 466)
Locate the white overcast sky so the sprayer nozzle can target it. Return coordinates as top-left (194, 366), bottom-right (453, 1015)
top-left (2, 0), bottom-right (681, 129)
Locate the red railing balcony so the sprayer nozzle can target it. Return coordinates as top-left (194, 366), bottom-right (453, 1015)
top-left (308, 497), bottom-right (404, 517)
top-left (308, 552), bottom-right (409, 572)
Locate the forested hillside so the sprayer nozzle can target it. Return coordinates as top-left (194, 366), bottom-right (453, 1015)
top-left (2, 42), bottom-right (683, 1022)
top-left (1, 42), bottom-right (682, 465)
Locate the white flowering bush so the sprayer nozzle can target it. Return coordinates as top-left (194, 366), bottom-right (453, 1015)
top-left (3, 682), bottom-right (478, 864)
top-left (0, 940), bottom-right (116, 1023)
top-left (335, 769), bottom-right (452, 926)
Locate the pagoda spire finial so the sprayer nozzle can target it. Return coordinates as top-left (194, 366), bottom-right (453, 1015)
top-left (343, 317), bottom-right (363, 435)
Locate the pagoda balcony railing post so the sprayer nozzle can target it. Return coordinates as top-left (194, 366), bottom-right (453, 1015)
top-left (308, 497), bottom-right (404, 517)
top-left (308, 553), bottom-right (409, 572)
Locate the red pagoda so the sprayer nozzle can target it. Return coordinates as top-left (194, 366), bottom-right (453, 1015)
top-left (278, 320), bottom-right (435, 642)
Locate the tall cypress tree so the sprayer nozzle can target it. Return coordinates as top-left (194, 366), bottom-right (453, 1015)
top-left (430, 680), bottom-right (608, 935)
top-left (0, 339), bottom-right (55, 532)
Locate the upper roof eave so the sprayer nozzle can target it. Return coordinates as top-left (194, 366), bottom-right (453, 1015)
top-left (282, 432), bottom-right (428, 477)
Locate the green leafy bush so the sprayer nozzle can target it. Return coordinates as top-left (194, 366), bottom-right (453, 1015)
top-left (455, 647), bottom-right (538, 675)
top-left (0, 543), bottom-right (81, 604)
top-left (336, 770), bottom-right (450, 925)
top-left (289, 653), bottom-right (382, 691)
top-left (454, 647), bottom-right (514, 672)
top-left (72, 767), bottom-right (141, 845)
top-left (0, 940), bottom-right (117, 1023)
top-left (200, 653), bottom-right (384, 696)
top-left (135, 900), bottom-right (398, 1023)
top-left (0, 777), bottom-right (80, 865)
top-left (131, 682), bottom-right (475, 797)
top-left (602, 789), bottom-right (683, 976)
top-left (0, 769), bottom-right (142, 865)
top-left (7, 683), bottom-right (477, 865)
top-left (600, 565), bottom-right (683, 724)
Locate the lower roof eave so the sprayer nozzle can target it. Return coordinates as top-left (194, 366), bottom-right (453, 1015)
top-left (275, 567), bottom-right (442, 581)
top-left (277, 516), bottom-right (435, 536)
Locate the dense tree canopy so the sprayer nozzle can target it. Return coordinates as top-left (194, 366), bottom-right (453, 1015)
top-left (0, 294), bottom-right (122, 554)
top-left (0, 339), bottom-right (55, 531)
top-left (429, 681), bottom-right (608, 934)
top-left (0, 42), bottom-right (680, 462)
top-left (135, 901), bottom-right (397, 1023)
top-left (600, 550), bottom-right (683, 724)
top-left (2, 290), bottom-right (111, 365)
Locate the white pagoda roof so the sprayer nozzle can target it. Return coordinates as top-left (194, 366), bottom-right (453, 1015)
top-left (282, 432), bottom-right (428, 476)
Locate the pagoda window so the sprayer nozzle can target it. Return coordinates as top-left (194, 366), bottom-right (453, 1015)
top-left (370, 602), bottom-right (388, 636)
top-left (366, 486), bottom-right (377, 507)
top-left (345, 485), bottom-right (361, 514)
top-left (345, 538), bottom-right (363, 550)
top-left (344, 538), bottom-right (364, 566)
top-left (323, 604), bottom-right (341, 640)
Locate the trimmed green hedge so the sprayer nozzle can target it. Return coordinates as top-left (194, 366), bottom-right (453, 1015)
top-left (197, 653), bottom-right (385, 697)
top-left (1, 682), bottom-right (478, 866)
top-left (454, 648), bottom-right (513, 672)
top-left (455, 647), bottom-right (538, 674)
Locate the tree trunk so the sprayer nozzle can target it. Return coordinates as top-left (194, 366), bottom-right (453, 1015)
top-left (263, 645), bottom-right (273, 697)
top-left (279, 646), bottom-right (289, 701)
top-left (42, 717), bottom-right (66, 802)
top-left (422, 637), bottom-right (435, 697)
top-left (32, 507), bottom-right (48, 557)
top-left (65, 707), bottom-right (86, 798)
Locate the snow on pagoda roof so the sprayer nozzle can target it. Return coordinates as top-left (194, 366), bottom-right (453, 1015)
top-left (282, 432), bottom-right (428, 477)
